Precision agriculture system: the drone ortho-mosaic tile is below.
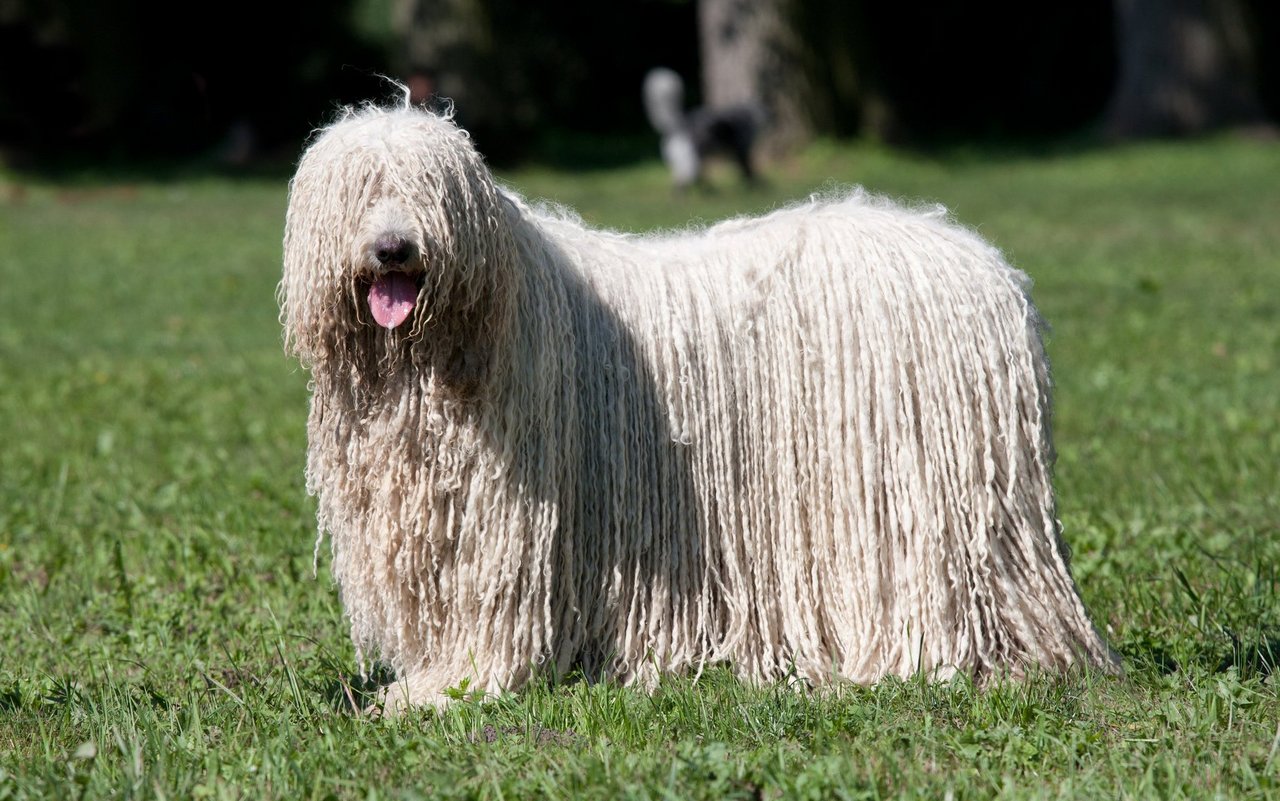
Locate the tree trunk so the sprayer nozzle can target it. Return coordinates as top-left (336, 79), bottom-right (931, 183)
top-left (790, 0), bottom-right (899, 143)
top-left (698, 0), bottom-right (812, 153)
top-left (392, 0), bottom-right (539, 161)
top-left (1104, 0), bottom-right (1272, 138)
top-left (394, 0), bottom-right (494, 113)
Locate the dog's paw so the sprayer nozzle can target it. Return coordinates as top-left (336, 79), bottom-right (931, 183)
top-left (368, 673), bottom-right (482, 716)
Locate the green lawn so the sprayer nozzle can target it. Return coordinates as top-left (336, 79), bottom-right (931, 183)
top-left (1, 135), bottom-right (1277, 799)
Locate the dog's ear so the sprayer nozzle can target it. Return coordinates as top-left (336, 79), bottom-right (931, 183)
top-left (281, 158), bottom-right (350, 366)
top-left (422, 207), bottom-right (515, 399)
top-left (401, 149), bottom-right (517, 397)
top-left (280, 115), bottom-right (398, 368)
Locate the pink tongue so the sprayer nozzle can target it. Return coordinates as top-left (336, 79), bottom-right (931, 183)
top-left (368, 272), bottom-right (418, 329)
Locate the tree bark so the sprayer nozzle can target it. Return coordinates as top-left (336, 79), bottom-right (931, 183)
top-left (1104, 0), bottom-right (1273, 138)
top-left (394, 0), bottom-right (495, 114)
top-left (698, 0), bottom-right (812, 153)
top-left (392, 0), bottom-right (541, 161)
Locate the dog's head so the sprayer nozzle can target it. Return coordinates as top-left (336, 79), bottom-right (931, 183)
top-left (280, 103), bottom-right (514, 400)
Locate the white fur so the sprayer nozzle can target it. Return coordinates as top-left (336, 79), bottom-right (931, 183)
top-left (280, 102), bottom-right (1117, 711)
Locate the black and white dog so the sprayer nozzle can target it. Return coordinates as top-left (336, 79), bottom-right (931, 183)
top-left (642, 67), bottom-right (763, 190)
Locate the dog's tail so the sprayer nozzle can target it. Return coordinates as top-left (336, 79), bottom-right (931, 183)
top-left (642, 67), bottom-right (687, 136)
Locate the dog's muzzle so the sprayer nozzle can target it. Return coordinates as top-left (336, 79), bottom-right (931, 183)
top-left (374, 236), bottom-right (416, 266)
top-left (367, 235), bottom-right (420, 329)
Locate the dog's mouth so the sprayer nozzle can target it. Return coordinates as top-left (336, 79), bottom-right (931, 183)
top-left (367, 271), bottom-right (421, 329)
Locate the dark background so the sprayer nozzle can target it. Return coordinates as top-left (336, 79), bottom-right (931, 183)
top-left (1, 0), bottom-right (1276, 171)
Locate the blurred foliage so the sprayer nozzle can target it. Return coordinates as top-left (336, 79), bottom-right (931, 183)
top-left (391, 0), bottom-right (703, 164)
top-left (0, 0), bottom-right (1277, 170)
top-left (0, 0), bottom-right (390, 168)
top-left (797, 1), bottom-right (1119, 142)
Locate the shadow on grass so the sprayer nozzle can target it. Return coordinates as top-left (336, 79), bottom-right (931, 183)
top-left (321, 661), bottom-right (397, 715)
top-left (892, 120), bottom-right (1280, 168)
top-left (4, 150), bottom-right (301, 186)
top-left (1120, 630), bottom-right (1279, 679)
top-left (12, 118), bottom-right (1280, 190)
top-left (523, 129), bottom-right (665, 173)
top-left (1218, 632), bottom-right (1279, 679)
top-left (4, 126), bottom-right (662, 186)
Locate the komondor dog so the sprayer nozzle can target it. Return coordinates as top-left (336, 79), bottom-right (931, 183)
top-left (280, 98), bottom-right (1117, 711)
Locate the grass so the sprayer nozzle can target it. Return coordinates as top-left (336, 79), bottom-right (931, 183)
top-left (1, 134), bottom-right (1278, 799)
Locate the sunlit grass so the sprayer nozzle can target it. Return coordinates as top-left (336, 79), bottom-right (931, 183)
top-left (1, 136), bottom-right (1278, 798)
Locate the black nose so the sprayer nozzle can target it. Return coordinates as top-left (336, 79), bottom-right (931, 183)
top-left (374, 236), bottom-right (416, 265)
